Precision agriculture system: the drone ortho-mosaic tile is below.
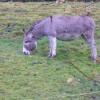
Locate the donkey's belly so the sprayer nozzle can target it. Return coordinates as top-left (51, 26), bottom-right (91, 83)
top-left (57, 33), bottom-right (80, 41)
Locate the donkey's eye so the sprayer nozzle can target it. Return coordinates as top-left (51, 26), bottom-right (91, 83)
top-left (25, 40), bottom-right (31, 43)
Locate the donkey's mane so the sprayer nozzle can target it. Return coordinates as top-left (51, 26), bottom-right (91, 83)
top-left (25, 20), bottom-right (42, 36)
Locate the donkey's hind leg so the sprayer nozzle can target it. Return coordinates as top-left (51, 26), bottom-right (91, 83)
top-left (82, 30), bottom-right (97, 62)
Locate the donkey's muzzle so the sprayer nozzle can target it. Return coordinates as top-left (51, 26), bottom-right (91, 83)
top-left (23, 51), bottom-right (29, 55)
top-left (23, 47), bottom-right (30, 55)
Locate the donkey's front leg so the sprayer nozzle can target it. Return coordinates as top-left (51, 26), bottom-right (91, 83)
top-left (48, 36), bottom-right (57, 57)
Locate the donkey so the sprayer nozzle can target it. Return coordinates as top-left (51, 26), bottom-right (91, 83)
top-left (23, 14), bottom-right (97, 62)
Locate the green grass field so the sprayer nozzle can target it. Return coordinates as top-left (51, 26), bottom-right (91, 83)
top-left (0, 2), bottom-right (100, 100)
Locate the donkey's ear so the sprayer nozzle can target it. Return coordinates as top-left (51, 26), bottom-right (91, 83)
top-left (22, 28), bottom-right (25, 32)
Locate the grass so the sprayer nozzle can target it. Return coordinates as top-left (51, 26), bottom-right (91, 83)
top-left (0, 2), bottom-right (100, 100)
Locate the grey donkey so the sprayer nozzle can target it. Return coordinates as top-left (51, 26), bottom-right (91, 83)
top-left (23, 14), bottom-right (97, 62)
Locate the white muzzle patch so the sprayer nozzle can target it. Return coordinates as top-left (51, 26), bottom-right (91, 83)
top-left (23, 46), bottom-right (30, 55)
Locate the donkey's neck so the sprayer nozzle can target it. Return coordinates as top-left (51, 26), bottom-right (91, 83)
top-left (32, 28), bottom-right (45, 40)
top-left (33, 22), bottom-right (46, 40)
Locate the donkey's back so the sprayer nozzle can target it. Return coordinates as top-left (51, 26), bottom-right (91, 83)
top-left (45, 15), bottom-right (95, 41)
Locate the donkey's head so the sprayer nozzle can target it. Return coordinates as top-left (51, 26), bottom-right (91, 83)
top-left (23, 20), bottom-right (42, 55)
top-left (23, 32), bottom-right (37, 55)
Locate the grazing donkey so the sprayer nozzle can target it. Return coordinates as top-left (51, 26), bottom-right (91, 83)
top-left (23, 14), bottom-right (97, 62)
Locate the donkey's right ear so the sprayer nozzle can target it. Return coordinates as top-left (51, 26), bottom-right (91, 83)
top-left (22, 28), bottom-right (25, 32)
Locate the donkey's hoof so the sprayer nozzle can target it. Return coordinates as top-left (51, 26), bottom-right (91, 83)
top-left (51, 55), bottom-right (56, 58)
top-left (48, 54), bottom-right (56, 58)
top-left (91, 58), bottom-right (97, 64)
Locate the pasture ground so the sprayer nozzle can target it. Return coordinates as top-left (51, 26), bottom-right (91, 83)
top-left (0, 2), bottom-right (100, 100)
